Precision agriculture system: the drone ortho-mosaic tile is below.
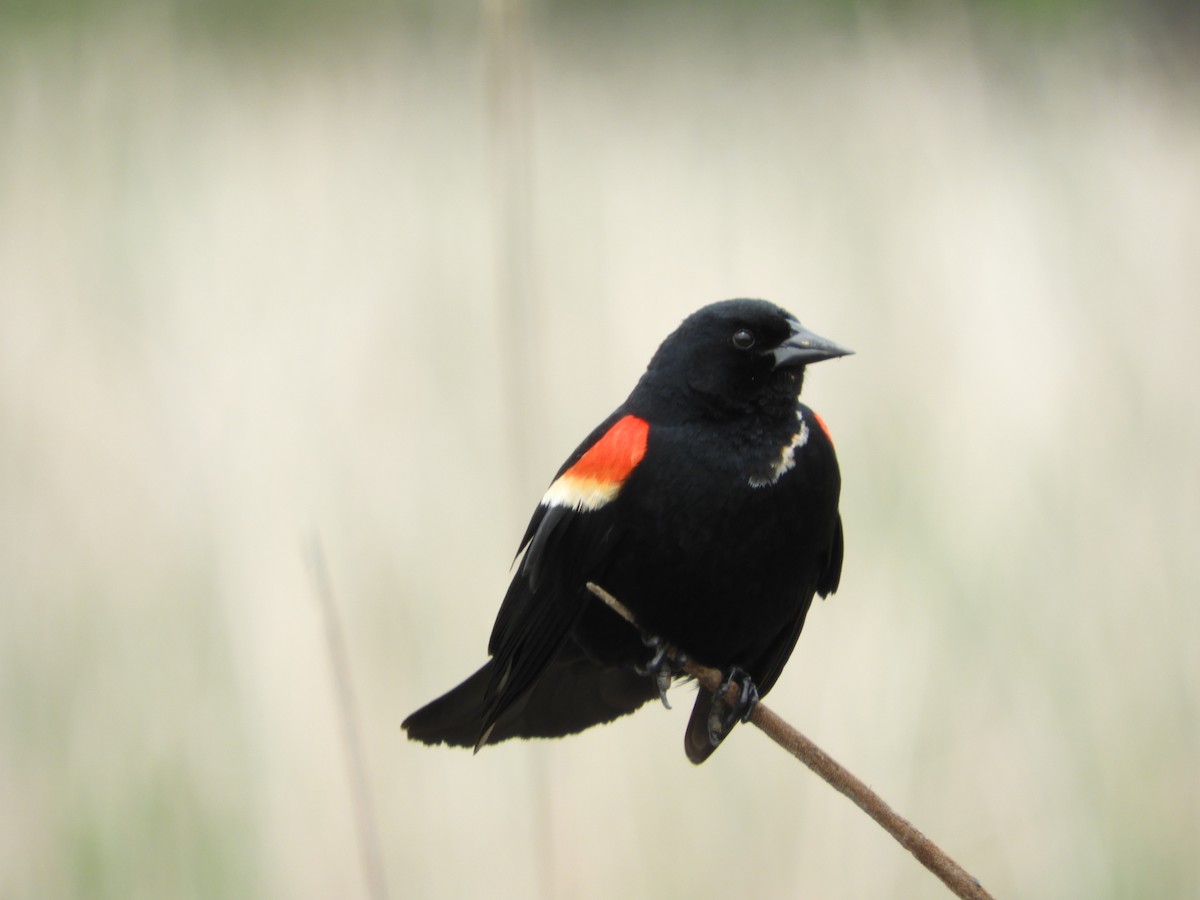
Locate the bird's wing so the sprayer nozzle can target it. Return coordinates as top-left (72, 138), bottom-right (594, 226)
top-left (752, 511), bottom-right (844, 698)
top-left (816, 512), bottom-right (844, 598)
top-left (478, 412), bottom-right (650, 747)
top-left (684, 580), bottom-right (818, 764)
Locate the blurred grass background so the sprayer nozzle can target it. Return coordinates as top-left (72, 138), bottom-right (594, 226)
top-left (2, 1), bottom-right (1198, 897)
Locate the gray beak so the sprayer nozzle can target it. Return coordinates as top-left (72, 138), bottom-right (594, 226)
top-left (769, 321), bottom-right (854, 369)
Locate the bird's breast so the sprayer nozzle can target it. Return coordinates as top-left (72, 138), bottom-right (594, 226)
top-left (588, 406), bottom-right (839, 663)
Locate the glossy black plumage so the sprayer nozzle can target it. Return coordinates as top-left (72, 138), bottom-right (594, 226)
top-left (403, 299), bottom-right (849, 763)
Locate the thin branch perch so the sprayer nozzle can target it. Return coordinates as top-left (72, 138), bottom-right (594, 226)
top-left (586, 581), bottom-right (994, 900)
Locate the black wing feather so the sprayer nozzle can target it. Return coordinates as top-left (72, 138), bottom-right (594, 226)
top-left (817, 513), bottom-right (844, 598)
top-left (753, 511), bottom-right (844, 698)
top-left (478, 411), bottom-right (635, 745)
top-left (684, 510), bottom-right (844, 764)
top-left (483, 508), bottom-right (591, 731)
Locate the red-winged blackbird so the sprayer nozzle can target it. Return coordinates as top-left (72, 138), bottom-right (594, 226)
top-left (403, 299), bottom-right (850, 763)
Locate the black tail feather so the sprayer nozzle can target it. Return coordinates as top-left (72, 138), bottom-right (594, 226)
top-left (683, 690), bottom-right (721, 764)
top-left (402, 661), bottom-right (494, 747)
top-left (402, 653), bottom-right (659, 750)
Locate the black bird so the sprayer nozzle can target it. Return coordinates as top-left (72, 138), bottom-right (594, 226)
top-left (403, 299), bottom-right (850, 763)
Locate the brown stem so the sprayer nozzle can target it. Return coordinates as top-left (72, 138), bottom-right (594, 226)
top-left (585, 582), bottom-right (994, 900)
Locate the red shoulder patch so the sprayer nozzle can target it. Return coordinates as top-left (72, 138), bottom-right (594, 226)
top-left (542, 415), bottom-right (649, 511)
top-left (811, 410), bottom-right (834, 446)
top-left (567, 415), bottom-right (649, 482)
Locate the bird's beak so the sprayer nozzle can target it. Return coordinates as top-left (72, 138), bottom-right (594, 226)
top-left (769, 321), bottom-right (854, 369)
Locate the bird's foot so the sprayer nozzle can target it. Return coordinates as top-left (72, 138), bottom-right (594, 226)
top-left (707, 666), bottom-right (760, 747)
top-left (635, 633), bottom-right (687, 709)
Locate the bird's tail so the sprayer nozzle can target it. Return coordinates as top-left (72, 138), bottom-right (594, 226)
top-left (403, 654), bottom-right (659, 750)
top-left (402, 661), bottom-right (493, 748)
top-left (683, 690), bottom-right (722, 764)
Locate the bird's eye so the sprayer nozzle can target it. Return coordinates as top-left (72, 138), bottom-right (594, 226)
top-left (731, 329), bottom-right (756, 350)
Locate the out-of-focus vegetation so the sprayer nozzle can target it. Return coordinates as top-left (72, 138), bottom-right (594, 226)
top-left (1, 2), bottom-right (1197, 899)
top-left (2, 0), bottom-right (1199, 35)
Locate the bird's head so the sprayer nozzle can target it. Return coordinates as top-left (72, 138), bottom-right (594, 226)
top-left (636, 299), bottom-right (852, 420)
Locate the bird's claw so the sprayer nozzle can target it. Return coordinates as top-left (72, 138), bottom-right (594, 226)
top-left (635, 633), bottom-right (686, 709)
top-left (707, 666), bottom-right (760, 747)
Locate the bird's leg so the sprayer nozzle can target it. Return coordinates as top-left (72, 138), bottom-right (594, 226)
top-left (707, 665), bottom-right (760, 746)
top-left (635, 633), bottom-right (688, 709)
